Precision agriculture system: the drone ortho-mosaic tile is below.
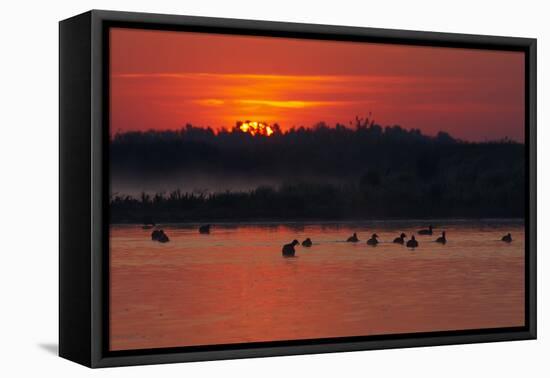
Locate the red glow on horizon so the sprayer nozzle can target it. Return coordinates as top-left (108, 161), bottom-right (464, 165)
top-left (110, 28), bottom-right (525, 142)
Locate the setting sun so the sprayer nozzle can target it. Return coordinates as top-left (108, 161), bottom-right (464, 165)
top-left (237, 120), bottom-right (275, 136)
top-left (110, 28), bottom-right (525, 142)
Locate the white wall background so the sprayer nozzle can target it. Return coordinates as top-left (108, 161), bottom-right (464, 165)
top-left (0, 0), bottom-right (547, 376)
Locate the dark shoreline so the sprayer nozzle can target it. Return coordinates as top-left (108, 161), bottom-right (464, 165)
top-left (110, 125), bottom-right (525, 226)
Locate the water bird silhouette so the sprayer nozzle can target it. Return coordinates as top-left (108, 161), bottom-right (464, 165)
top-left (501, 233), bottom-right (512, 243)
top-left (418, 225), bottom-right (433, 235)
top-left (302, 238), bottom-right (312, 247)
top-left (199, 224), bottom-right (211, 234)
top-left (436, 231), bottom-right (447, 244)
top-left (406, 235), bottom-right (419, 248)
top-left (282, 240), bottom-right (300, 257)
top-left (366, 234), bottom-right (379, 246)
top-left (393, 233), bottom-right (406, 244)
top-left (347, 233), bottom-right (359, 243)
top-left (151, 229), bottom-right (170, 243)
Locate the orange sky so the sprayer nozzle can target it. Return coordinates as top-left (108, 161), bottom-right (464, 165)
top-left (110, 27), bottom-right (525, 142)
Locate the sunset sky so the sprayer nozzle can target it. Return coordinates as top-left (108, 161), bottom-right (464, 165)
top-left (110, 28), bottom-right (525, 142)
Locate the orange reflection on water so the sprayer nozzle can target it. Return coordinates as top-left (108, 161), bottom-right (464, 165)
top-left (109, 221), bottom-right (525, 351)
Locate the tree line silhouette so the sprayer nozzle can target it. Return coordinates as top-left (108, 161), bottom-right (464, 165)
top-left (110, 119), bottom-right (525, 223)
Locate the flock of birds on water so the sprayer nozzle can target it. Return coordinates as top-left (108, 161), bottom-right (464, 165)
top-left (145, 223), bottom-right (514, 258)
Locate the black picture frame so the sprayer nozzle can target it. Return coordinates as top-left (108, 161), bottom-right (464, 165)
top-left (59, 9), bottom-right (537, 368)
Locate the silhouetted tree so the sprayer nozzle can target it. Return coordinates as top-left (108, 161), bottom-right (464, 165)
top-left (109, 122), bottom-right (525, 222)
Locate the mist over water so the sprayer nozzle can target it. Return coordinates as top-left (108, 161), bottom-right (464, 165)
top-left (109, 125), bottom-right (525, 221)
top-left (111, 172), bottom-right (347, 197)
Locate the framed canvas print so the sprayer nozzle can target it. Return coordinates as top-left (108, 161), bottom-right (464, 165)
top-left (59, 10), bottom-right (536, 368)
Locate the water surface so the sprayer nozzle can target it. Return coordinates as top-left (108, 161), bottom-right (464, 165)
top-left (110, 220), bottom-right (524, 351)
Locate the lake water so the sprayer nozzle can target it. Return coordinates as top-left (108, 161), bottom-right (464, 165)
top-left (109, 220), bottom-right (525, 351)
